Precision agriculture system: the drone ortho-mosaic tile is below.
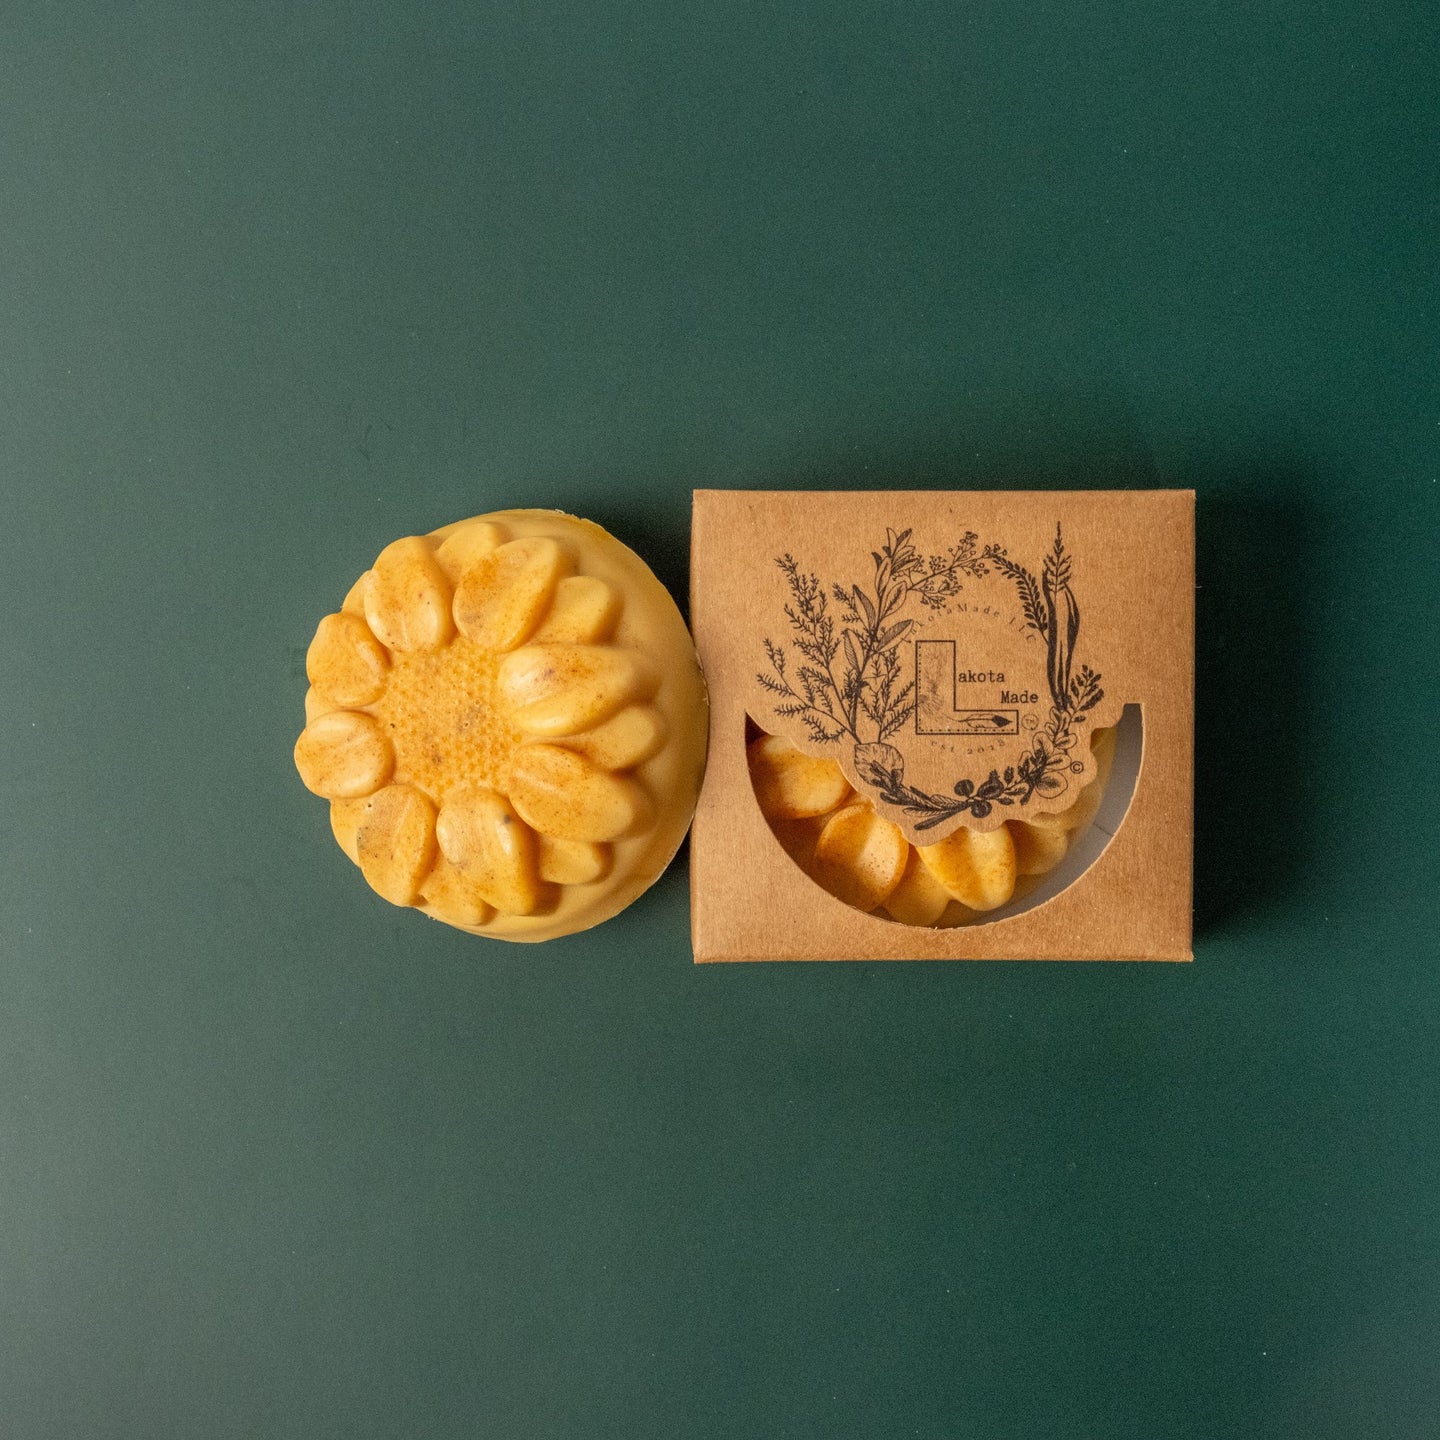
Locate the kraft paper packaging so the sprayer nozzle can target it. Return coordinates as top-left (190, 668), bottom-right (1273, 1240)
top-left (690, 490), bottom-right (1194, 962)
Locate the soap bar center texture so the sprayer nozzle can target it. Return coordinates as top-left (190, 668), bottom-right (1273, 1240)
top-left (371, 634), bottom-right (522, 804)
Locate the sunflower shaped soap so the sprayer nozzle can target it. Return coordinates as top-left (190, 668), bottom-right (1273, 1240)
top-left (295, 511), bottom-right (708, 941)
top-left (748, 725), bottom-right (1116, 926)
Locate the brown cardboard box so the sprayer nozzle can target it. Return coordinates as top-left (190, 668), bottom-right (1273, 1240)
top-left (689, 490), bottom-right (1194, 961)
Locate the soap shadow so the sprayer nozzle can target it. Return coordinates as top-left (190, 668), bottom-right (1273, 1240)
top-left (582, 489), bottom-right (693, 620)
top-left (1192, 489), bottom-right (1319, 933)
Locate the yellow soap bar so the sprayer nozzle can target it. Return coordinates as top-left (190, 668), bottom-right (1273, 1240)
top-left (811, 804), bottom-right (909, 912)
top-left (746, 733), bottom-right (853, 818)
top-left (917, 824), bottom-right (1018, 912)
top-left (746, 722), bottom-right (1117, 927)
top-left (883, 848), bottom-right (953, 927)
top-left (1008, 819), bottom-right (1071, 876)
top-left (295, 510), bottom-right (709, 941)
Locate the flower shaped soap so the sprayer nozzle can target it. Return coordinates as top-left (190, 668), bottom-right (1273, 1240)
top-left (748, 725), bottom-right (1117, 926)
top-left (294, 511), bottom-right (708, 941)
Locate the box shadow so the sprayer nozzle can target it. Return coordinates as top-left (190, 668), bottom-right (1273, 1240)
top-left (1193, 490), bottom-right (1318, 933)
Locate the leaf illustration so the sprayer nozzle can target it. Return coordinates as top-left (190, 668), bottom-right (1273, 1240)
top-left (877, 619), bottom-right (913, 649)
top-left (985, 548), bottom-right (1049, 636)
top-left (853, 742), bottom-right (905, 789)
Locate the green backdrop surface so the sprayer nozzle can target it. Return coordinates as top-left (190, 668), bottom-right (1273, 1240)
top-left (2, 3), bottom-right (1437, 1437)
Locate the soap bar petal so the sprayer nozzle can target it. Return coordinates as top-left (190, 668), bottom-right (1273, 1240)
top-left (364, 537), bottom-right (454, 653)
top-left (748, 734), bottom-right (852, 819)
top-left (294, 710), bottom-right (394, 799)
top-left (537, 836), bottom-right (612, 885)
top-left (498, 645), bottom-right (657, 737)
top-left (530, 575), bottom-right (622, 644)
top-left (507, 744), bottom-right (651, 843)
top-left (306, 612), bottom-right (389, 706)
top-left (354, 784), bottom-right (438, 906)
top-left (435, 786), bottom-right (544, 916)
top-left (884, 849), bottom-right (952, 926)
top-left (566, 705), bottom-right (667, 770)
top-left (419, 858), bottom-right (498, 928)
top-left (811, 804), bottom-right (909, 911)
top-left (435, 521), bottom-right (508, 582)
top-left (918, 825), bottom-right (1017, 911)
top-left (453, 537), bottom-right (571, 652)
top-left (1009, 821), bottom-right (1070, 876)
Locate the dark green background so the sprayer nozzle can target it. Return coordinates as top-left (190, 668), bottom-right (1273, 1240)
top-left (2, 3), bottom-right (1437, 1437)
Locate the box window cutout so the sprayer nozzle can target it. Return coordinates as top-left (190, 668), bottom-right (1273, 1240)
top-left (746, 705), bottom-right (1142, 929)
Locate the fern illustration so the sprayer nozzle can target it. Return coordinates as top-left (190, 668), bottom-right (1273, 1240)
top-left (759, 528), bottom-right (987, 745)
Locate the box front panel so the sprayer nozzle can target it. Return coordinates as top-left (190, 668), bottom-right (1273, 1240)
top-left (691, 490), bottom-right (1193, 961)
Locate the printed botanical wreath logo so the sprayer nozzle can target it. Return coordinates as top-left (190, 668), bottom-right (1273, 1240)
top-left (758, 523), bottom-right (1105, 828)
